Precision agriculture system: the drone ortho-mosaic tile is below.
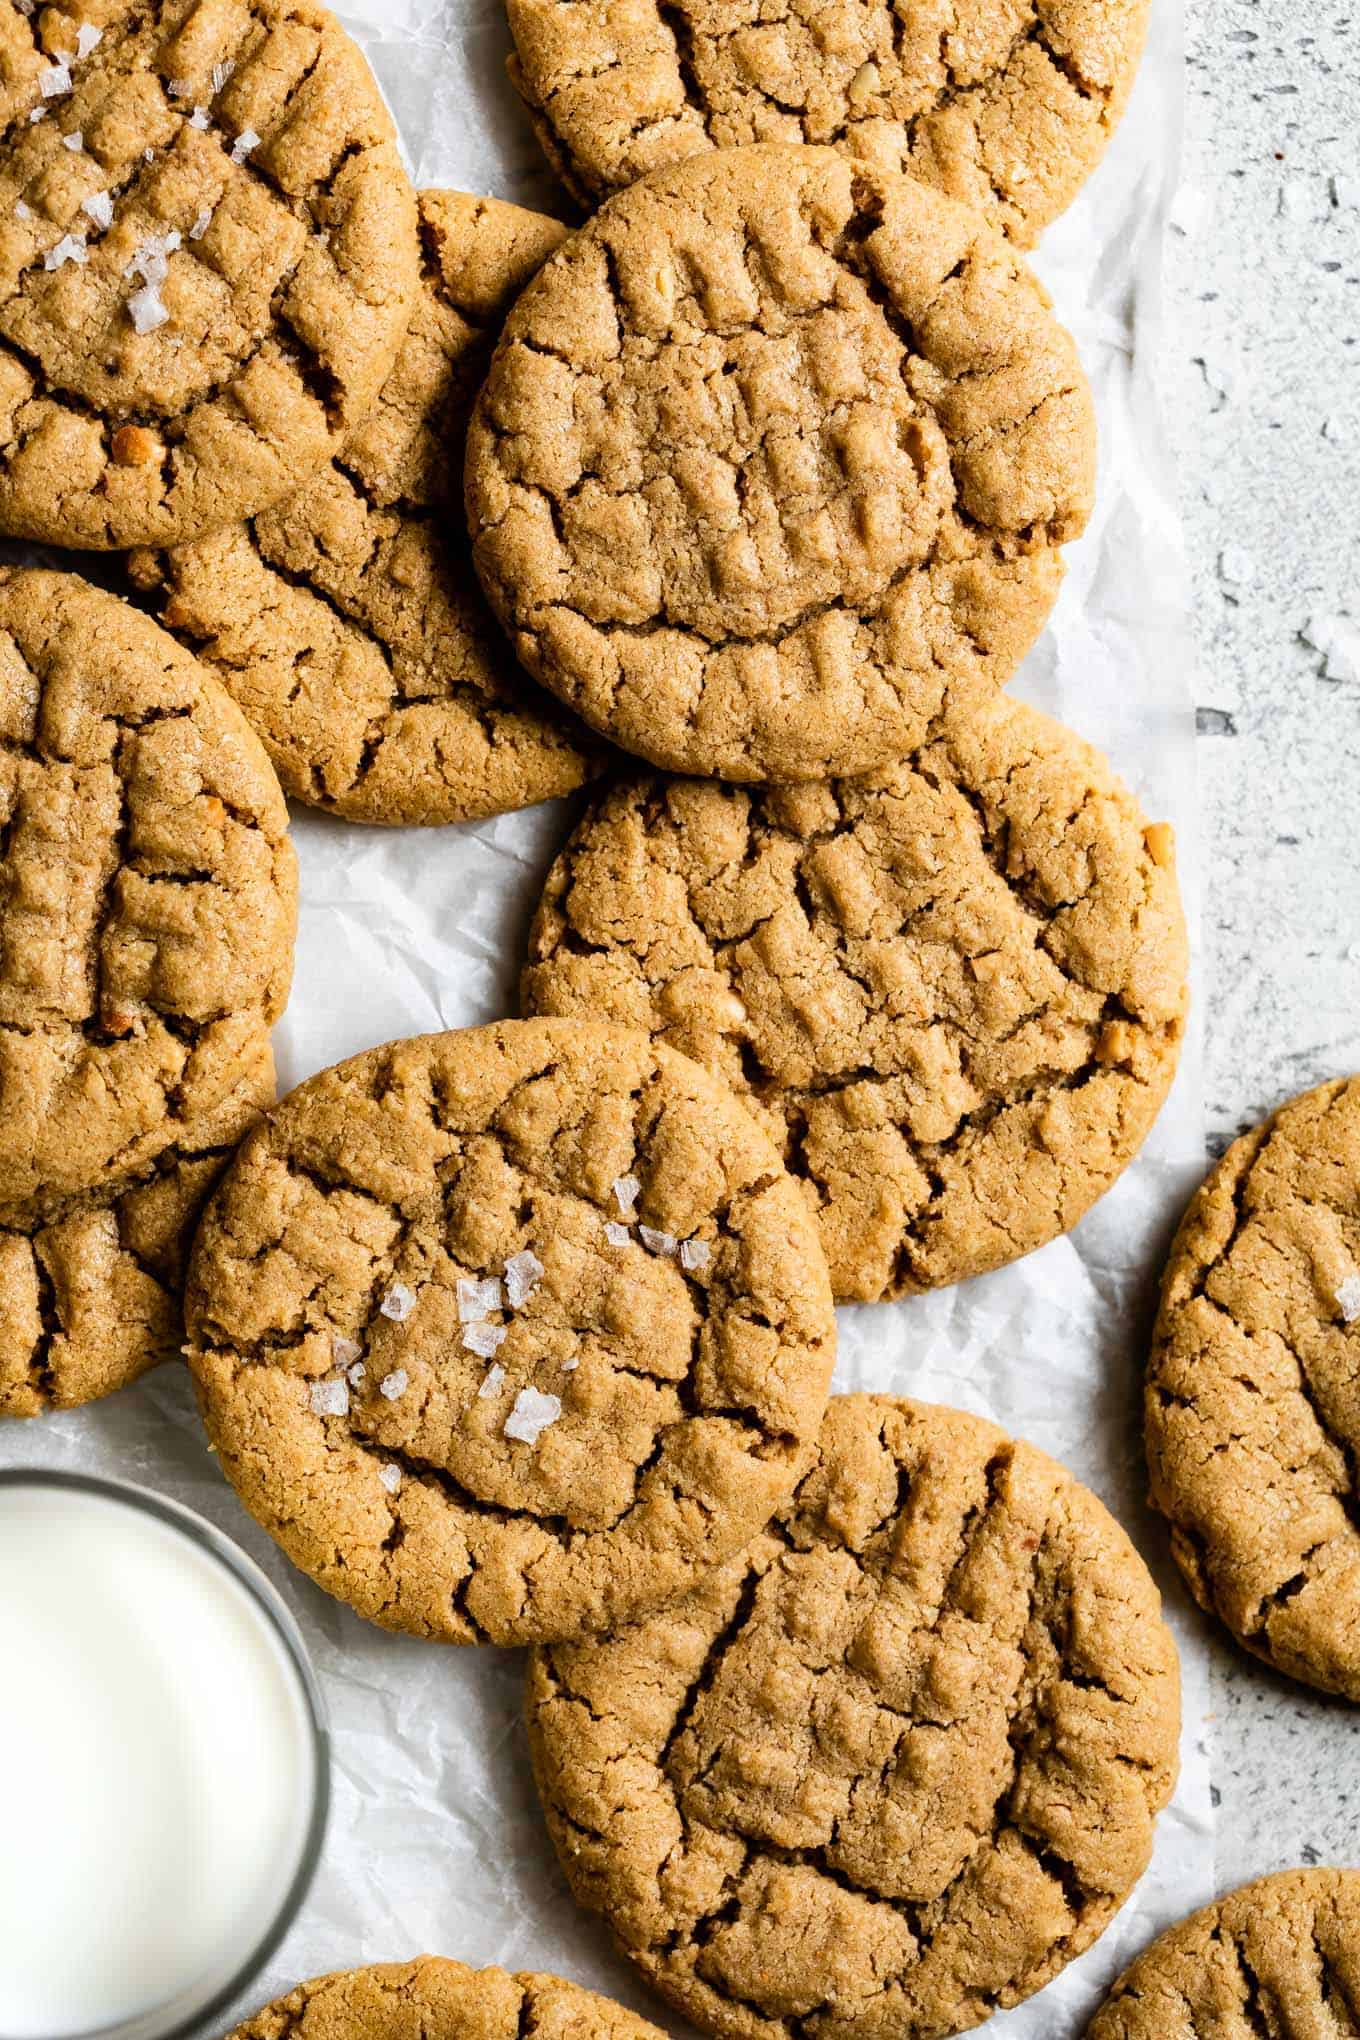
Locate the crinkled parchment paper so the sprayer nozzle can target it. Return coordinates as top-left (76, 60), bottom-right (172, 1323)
top-left (0, 2), bottom-right (1212, 2031)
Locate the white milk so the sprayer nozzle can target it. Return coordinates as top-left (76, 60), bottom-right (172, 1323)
top-left (0, 1481), bottom-right (323, 2040)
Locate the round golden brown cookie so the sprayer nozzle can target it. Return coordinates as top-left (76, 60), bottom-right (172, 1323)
top-left (1146, 1076), bottom-right (1360, 1701)
top-left (129, 189), bottom-right (603, 825)
top-left (505, 0), bottom-right (1150, 248)
top-left (1085, 1869), bottom-right (1360, 2037)
top-left (0, 0), bottom-right (418, 549)
top-left (0, 1026), bottom-right (271, 1418)
top-left (523, 694), bottom-right (1188, 1302)
top-left (0, 569), bottom-right (295, 1209)
top-left (465, 144), bottom-right (1095, 785)
top-left (527, 1393), bottom-right (1182, 2040)
top-left (229, 1959), bottom-right (669, 2040)
top-left (184, 1018), bottom-right (837, 1647)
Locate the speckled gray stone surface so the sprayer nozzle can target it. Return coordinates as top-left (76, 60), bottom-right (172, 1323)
top-left (1168, 0), bottom-right (1360, 1886)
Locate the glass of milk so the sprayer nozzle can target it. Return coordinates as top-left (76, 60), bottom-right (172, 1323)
top-left (0, 1472), bottom-right (330, 2040)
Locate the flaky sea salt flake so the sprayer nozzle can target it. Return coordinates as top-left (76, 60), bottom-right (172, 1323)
top-left (562, 1357), bottom-right (579, 1372)
top-left (331, 1332), bottom-right (363, 1367)
top-left (188, 105), bottom-right (210, 129)
top-left (639, 1224), bottom-right (678, 1258)
top-left (29, 108), bottom-right (47, 124)
top-left (82, 189), bottom-right (113, 229)
top-left (463, 1321), bottom-right (506, 1360)
top-left (504, 1248), bottom-right (544, 1309)
top-left (61, 128), bottom-right (82, 150)
top-left (310, 1376), bottom-right (349, 1418)
top-left (14, 200), bottom-right (32, 220)
top-left (39, 61), bottom-right (72, 98)
top-left (1337, 1273), bottom-right (1360, 1324)
top-left (347, 1362), bottom-right (367, 1388)
top-left (380, 1282), bottom-right (416, 1323)
top-left (212, 58), bottom-right (235, 92)
top-left (127, 281), bottom-right (168, 333)
top-left (504, 1387), bottom-right (562, 1446)
top-left (604, 1220), bottom-right (630, 1247)
top-left (612, 1174), bottom-right (640, 1217)
top-left (477, 1362), bottom-right (506, 1400)
top-left (189, 206), bottom-right (213, 239)
top-left (378, 1463), bottom-right (402, 1495)
top-left (230, 125), bottom-right (260, 163)
top-left (44, 233), bottom-right (86, 270)
top-left (457, 1275), bottom-right (503, 1323)
top-left (379, 1368), bottom-right (409, 1402)
top-left (680, 1237), bottom-right (711, 1271)
top-left (75, 23), bottom-right (102, 58)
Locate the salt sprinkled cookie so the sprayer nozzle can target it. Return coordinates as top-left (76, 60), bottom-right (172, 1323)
top-left (1147, 1075), bottom-right (1360, 1700)
top-left (229, 1959), bottom-right (669, 2040)
top-left (505, 0), bottom-right (1150, 247)
top-left (185, 1018), bottom-right (837, 1647)
top-left (527, 1393), bottom-right (1181, 2040)
top-left (523, 693), bottom-right (1187, 1301)
top-left (1086, 1868), bottom-right (1360, 2036)
top-left (131, 190), bottom-right (603, 825)
top-left (0, 569), bottom-right (296, 1208)
top-left (465, 144), bottom-right (1095, 785)
top-left (0, 1028), bottom-right (272, 1419)
top-left (0, 0), bottom-right (418, 549)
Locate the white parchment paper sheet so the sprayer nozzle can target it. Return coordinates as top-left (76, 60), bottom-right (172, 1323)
top-left (0, 2), bottom-right (1211, 2032)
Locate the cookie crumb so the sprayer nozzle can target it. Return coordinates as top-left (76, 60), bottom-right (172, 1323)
top-left (680, 1237), bottom-right (711, 1271)
top-left (613, 1174), bottom-right (640, 1217)
top-left (1337, 1273), bottom-right (1360, 1323)
top-left (44, 233), bottom-right (86, 270)
top-left (457, 1275), bottom-right (503, 1323)
top-left (504, 1386), bottom-right (561, 1444)
top-left (310, 1377), bottom-right (349, 1418)
top-left (380, 1283), bottom-right (416, 1323)
top-left (478, 1362), bottom-right (506, 1400)
top-left (379, 1368), bottom-right (409, 1401)
top-left (604, 1219), bottom-right (631, 1247)
top-left (639, 1224), bottom-right (678, 1258)
top-left (463, 1321), bottom-right (507, 1359)
top-left (505, 1248), bottom-right (544, 1308)
top-left (377, 1463), bottom-right (402, 1495)
top-left (332, 1333), bottom-right (363, 1367)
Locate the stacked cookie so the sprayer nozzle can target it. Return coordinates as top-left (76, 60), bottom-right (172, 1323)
top-left (1, 5), bottom-right (1353, 2039)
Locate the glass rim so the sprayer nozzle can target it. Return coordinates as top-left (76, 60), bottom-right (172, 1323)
top-left (0, 1466), bottom-right (331, 2040)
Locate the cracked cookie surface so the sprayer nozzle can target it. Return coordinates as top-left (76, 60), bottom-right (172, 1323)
top-left (522, 693), bottom-right (1187, 1301)
top-left (527, 1393), bottom-right (1180, 2040)
top-left (130, 188), bottom-right (603, 824)
top-left (1146, 1075), bottom-right (1360, 1701)
top-left (0, 0), bottom-right (418, 549)
top-left (1085, 1868), bottom-right (1360, 2036)
top-left (505, 0), bottom-right (1150, 247)
top-left (184, 1017), bottom-right (837, 1647)
top-left (230, 1958), bottom-right (669, 2040)
top-left (0, 1024), bottom-right (271, 1417)
top-left (465, 144), bottom-right (1094, 784)
top-left (0, 568), bottom-right (295, 1207)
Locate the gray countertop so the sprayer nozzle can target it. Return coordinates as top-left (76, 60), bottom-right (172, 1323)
top-left (1169, 0), bottom-right (1360, 1884)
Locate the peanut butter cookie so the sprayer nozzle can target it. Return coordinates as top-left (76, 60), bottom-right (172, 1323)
top-left (1086, 1869), bottom-right (1360, 2036)
top-left (0, 569), bottom-right (295, 1208)
top-left (505, 0), bottom-right (1150, 247)
top-left (185, 1018), bottom-right (837, 1647)
top-left (523, 694), bottom-right (1187, 1301)
top-left (0, 0), bottom-right (418, 548)
top-left (131, 189), bottom-right (602, 825)
top-left (0, 1026), bottom-right (271, 1418)
top-left (231, 1959), bottom-right (668, 2040)
top-left (528, 1393), bottom-right (1181, 2040)
top-left (1147, 1075), bottom-right (1360, 1700)
top-left (465, 145), bottom-right (1094, 784)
